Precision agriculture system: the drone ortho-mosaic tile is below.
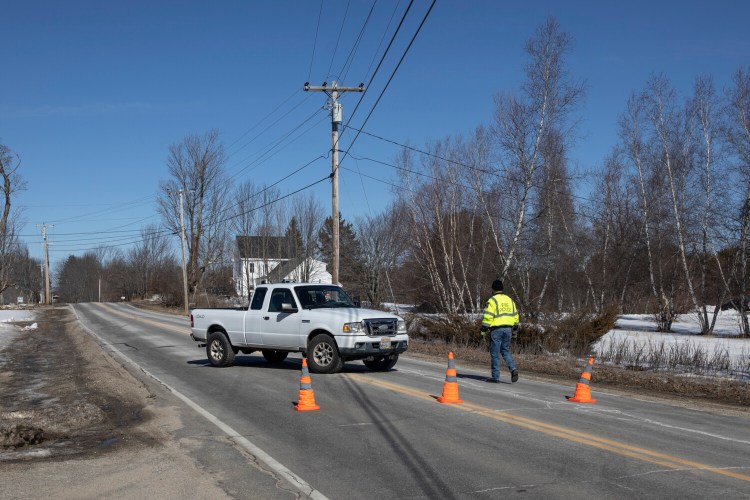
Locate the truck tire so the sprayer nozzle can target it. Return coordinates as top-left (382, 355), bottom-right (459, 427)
top-left (363, 354), bottom-right (399, 372)
top-left (307, 334), bottom-right (343, 374)
top-left (262, 349), bottom-right (288, 363)
top-left (207, 332), bottom-right (235, 367)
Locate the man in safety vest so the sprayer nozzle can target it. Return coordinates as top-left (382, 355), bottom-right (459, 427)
top-left (480, 279), bottom-right (519, 383)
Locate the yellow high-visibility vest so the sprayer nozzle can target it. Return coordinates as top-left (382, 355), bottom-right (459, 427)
top-left (482, 293), bottom-right (519, 328)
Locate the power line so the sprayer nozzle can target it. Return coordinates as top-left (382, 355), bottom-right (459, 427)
top-left (43, 150), bottom-right (331, 253)
top-left (224, 87), bottom-right (302, 155)
top-left (226, 108), bottom-right (326, 182)
top-left (339, 0), bottom-right (436, 170)
top-left (343, 125), bottom-right (618, 211)
top-left (308, 0), bottom-right (324, 82)
top-left (363, 0), bottom-right (403, 84)
top-left (340, 0), bottom-right (415, 132)
top-left (327, 0), bottom-right (352, 78)
top-left (338, 0), bottom-right (378, 83)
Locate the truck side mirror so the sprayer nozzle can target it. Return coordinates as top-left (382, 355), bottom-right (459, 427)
top-left (281, 302), bottom-right (298, 313)
top-left (353, 300), bottom-right (361, 308)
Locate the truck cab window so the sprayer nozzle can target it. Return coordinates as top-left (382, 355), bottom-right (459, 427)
top-left (250, 288), bottom-right (267, 310)
top-left (268, 288), bottom-right (295, 312)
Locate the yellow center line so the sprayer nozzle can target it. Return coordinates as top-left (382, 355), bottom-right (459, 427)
top-left (343, 373), bottom-right (750, 483)
top-left (94, 302), bottom-right (191, 335)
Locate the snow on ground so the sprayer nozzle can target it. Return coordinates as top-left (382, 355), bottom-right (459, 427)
top-left (609, 309), bottom-right (748, 347)
top-left (596, 309), bottom-right (750, 378)
top-left (0, 309), bottom-right (37, 353)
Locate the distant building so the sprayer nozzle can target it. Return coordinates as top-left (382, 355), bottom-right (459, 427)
top-left (233, 236), bottom-right (332, 298)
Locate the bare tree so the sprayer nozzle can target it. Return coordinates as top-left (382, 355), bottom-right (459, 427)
top-left (355, 202), bottom-right (409, 306)
top-left (620, 89), bottom-right (681, 330)
top-left (726, 66), bottom-right (750, 337)
top-left (286, 194), bottom-right (325, 283)
top-left (585, 151), bottom-right (644, 310)
top-left (56, 252), bottom-right (101, 303)
top-left (158, 130), bottom-right (231, 296)
top-left (400, 134), bottom-right (491, 315)
top-left (481, 17), bottom-right (585, 304)
top-left (0, 142), bottom-right (25, 295)
top-left (127, 224), bottom-right (173, 299)
top-left (9, 246), bottom-right (42, 303)
top-left (689, 76), bottom-right (728, 334)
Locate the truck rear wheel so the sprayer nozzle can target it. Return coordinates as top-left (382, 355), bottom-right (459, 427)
top-left (307, 334), bottom-right (343, 374)
top-left (207, 332), bottom-right (235, 367)
top-left (262, 349), bottom-right (288, 363)
top-left (363, 354), bottom-right (399, 371)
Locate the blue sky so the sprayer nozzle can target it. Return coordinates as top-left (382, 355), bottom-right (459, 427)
top-left (3, 0), bottom-right (749, 268)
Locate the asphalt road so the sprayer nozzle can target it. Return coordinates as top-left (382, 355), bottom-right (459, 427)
top-left (73, 303), bottom-right (750, 499)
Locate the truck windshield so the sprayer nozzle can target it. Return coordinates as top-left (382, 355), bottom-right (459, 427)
top-left (295, 285), bottom-right (356, 309)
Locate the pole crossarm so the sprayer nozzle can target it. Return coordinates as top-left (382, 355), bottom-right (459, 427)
top-left (303, 82), bottom-right (365, 96)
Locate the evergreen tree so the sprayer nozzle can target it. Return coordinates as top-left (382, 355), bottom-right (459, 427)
top-left (318, 216), bottom-right (364, 290)
top-left (284, 217), bottom-right (304, 260)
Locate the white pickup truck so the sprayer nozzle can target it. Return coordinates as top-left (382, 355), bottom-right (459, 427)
top-left (190, 283), bottom-right (409, 373)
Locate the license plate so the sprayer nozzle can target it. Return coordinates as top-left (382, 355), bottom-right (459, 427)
top-left (380, 337), bottom-right (392, 350)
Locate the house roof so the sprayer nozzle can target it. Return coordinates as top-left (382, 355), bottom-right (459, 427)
top-left (266, 257), bottom-right (304, 282)
top-left (236, 236), bottom-right (294, 259)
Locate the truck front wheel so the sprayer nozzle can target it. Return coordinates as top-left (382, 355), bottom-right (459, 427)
top-left (207, 332), bottom-right (235, 367)
top-left (307, 334), bottom-right (343, 374)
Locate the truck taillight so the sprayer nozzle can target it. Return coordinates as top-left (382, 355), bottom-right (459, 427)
top-left (190, 314), bottom-right (194, 327)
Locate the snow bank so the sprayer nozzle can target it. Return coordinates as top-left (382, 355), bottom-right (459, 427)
top-left (0, 309), bottom-right (38, 352)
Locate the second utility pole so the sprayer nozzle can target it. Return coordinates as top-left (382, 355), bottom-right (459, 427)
top-left (304, 80), bottom-right (364, 285)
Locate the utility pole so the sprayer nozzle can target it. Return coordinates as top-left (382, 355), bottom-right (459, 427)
top-left (36, 223), bottom-right (52, 305)
top-left (304, 80), bottom-right (364, 285)
top-left (177, 190), bottom-right (191, 315)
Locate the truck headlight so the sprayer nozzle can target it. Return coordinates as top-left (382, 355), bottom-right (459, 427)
top-left (397, 320), bottom-right (406, 334)
top-left (343, 321), bottom-right (365, 333)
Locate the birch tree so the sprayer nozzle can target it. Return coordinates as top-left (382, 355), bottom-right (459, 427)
top-left (480, 17), bottom-right (585, 304)
top-left (726, 66), bottom-right (750, 337)
top-left (400, 134), bottom-right (491, 315)
top-left (689, 76), bottom-right (727, 334)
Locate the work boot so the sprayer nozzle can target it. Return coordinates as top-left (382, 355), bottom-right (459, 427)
top-left (485, 378), bottom-right (500, 384)
top-left (511, 369), bottom-right (519, 383)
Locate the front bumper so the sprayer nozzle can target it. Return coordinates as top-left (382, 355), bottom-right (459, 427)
top-left (336, 334), bottom-right (409, 359)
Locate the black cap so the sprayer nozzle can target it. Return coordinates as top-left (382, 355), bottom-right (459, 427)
top-left (492, 279), bottom-right (503, 292)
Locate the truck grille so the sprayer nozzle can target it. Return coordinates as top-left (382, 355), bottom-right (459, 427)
top-left (364, 318), bottom-right (398, 337)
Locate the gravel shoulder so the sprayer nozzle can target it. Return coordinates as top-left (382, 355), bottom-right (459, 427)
top-left (0, 307), bottom-right (293, 499)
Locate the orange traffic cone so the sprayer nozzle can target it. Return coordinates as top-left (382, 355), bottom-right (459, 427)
top-left (566, 357), bottom-right (597, 403)
top-left (294, 358), bottom-right (320, 411)
top-left (437, 352), bottom-right (464, 404)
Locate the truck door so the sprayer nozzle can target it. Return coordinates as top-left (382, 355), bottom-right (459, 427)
top-left (261, 287), bottom-right (301, 348)
top-left (243, 287), bottom-right (267, 346)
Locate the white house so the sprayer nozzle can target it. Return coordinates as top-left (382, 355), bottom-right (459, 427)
top-left (233, 236), bottom-right (332, 298)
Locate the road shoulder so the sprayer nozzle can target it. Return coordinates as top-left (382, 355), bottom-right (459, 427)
top-left (0, 306), bottom-right (296, 499)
